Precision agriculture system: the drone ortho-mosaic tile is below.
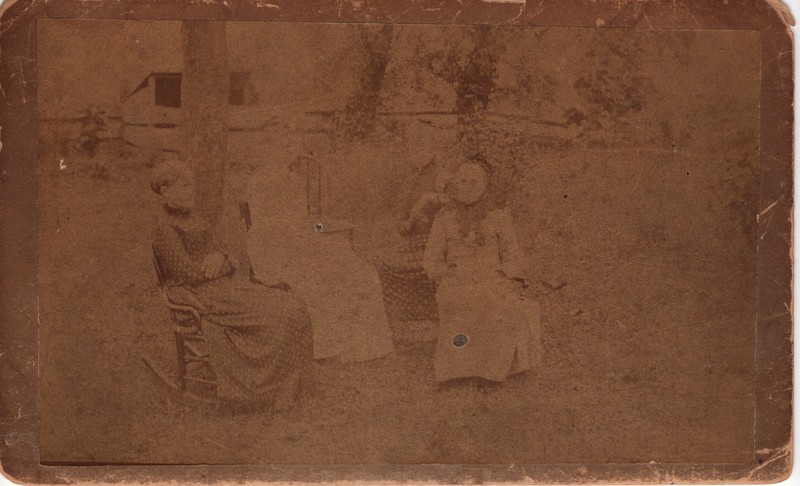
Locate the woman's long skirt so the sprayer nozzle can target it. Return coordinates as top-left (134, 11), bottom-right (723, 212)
top-left (167, 279), bottom-right (314, 404)
top-left (434, 277), bottom-right (541, 383)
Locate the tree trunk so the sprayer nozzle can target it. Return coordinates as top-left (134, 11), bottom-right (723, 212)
top-left (343, 24), bottom-right (394, 138)
top-left (181, 21), bottom-right (229, 231)
top-left (452, 26), bottom-right (505, 160)
top-left (423, 26), bottom-right (505, 159)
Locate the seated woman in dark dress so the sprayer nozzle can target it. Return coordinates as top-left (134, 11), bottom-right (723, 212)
top-left (373, 157), bottom-right (454, 325)
top-left (150, 160), bottom-right (314, 410)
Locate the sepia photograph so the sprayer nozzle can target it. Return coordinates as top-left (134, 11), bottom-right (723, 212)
top-left (0, 5), bottom-right (780, 479)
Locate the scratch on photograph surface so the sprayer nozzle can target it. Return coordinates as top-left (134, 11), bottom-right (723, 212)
top-left (763, 309), bottom-right (790, 327)
top-left (529, 0), bottom-right (545, 17)
top-left (0, 405), bottom-right (22, 428)
top-left (645, 461), bottom-right (672, 483)
top-left (757, 196), bottom-right (783, 221)
top-left (642, 10), bottom-right (653, 28)
top-left (510, 2), bottom-right (525, 22)
top-left (27, 19), bottom-right (35, 59)
top-left (0, 0), bottom-right (29, 36)
top-left (766, 274), bottom-right (792, 302)
top-left (759, 209), bottom-right (775, 241)
top-left (519, 465), bottom-right (533, 482)
top-left (748, 444), bottom-right (791, 480)
top-left (761, 309), bottom-right (789, 322)
top-left (9, 70), bottom-right (24, 104)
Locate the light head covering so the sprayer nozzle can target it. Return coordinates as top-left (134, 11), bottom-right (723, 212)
top-left (150, 152), bottom-right (192, 196)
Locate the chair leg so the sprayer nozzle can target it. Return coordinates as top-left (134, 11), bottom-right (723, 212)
top-left (174, 332), bottom-right (187, 391)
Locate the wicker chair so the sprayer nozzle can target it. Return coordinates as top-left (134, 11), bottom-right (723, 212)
top-left (374, 234), bottom-right (439, 322)
top-left (152, 245), bottom-right (217, 401)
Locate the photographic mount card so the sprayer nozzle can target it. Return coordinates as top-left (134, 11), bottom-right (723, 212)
top-left (0, 0), bottom-right (792, 484)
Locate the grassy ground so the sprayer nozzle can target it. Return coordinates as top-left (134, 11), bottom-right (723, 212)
top-left (38, 135), bottom-right (757, 465)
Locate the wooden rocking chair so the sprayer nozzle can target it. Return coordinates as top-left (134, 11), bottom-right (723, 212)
top-left (146, 245), bottom-right (217, 403)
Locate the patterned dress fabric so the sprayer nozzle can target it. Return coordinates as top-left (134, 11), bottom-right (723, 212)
top-left (374, 234), bottom-right (440, 322)
top-left (374, 165), bottom-right (445, 322)
top-left (153, 209), bottom-right (314, 404)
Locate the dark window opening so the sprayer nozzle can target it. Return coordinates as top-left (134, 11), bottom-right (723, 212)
top-left (154, 74), bottom-right (182, 108)
top-left (230, 72), bottom-right (256, 106)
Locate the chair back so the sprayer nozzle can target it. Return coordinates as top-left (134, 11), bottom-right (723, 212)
top-left (152, 244), bottom-right (169, 287)
top-left (239, 202), bottom-right (252, 231)
top-left (301, 154), bottom-right (321, 216)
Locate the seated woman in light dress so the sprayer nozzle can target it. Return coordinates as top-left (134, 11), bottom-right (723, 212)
top-left (150, 160), bottom-right (314, 410)
top-left (423, 161), bottom-right (542, 384)
top-left (246, 157), bottom-right (394, 363)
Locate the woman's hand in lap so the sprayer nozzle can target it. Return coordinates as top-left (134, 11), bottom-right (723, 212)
top-left (202, 251), bottom-right (228, 279)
